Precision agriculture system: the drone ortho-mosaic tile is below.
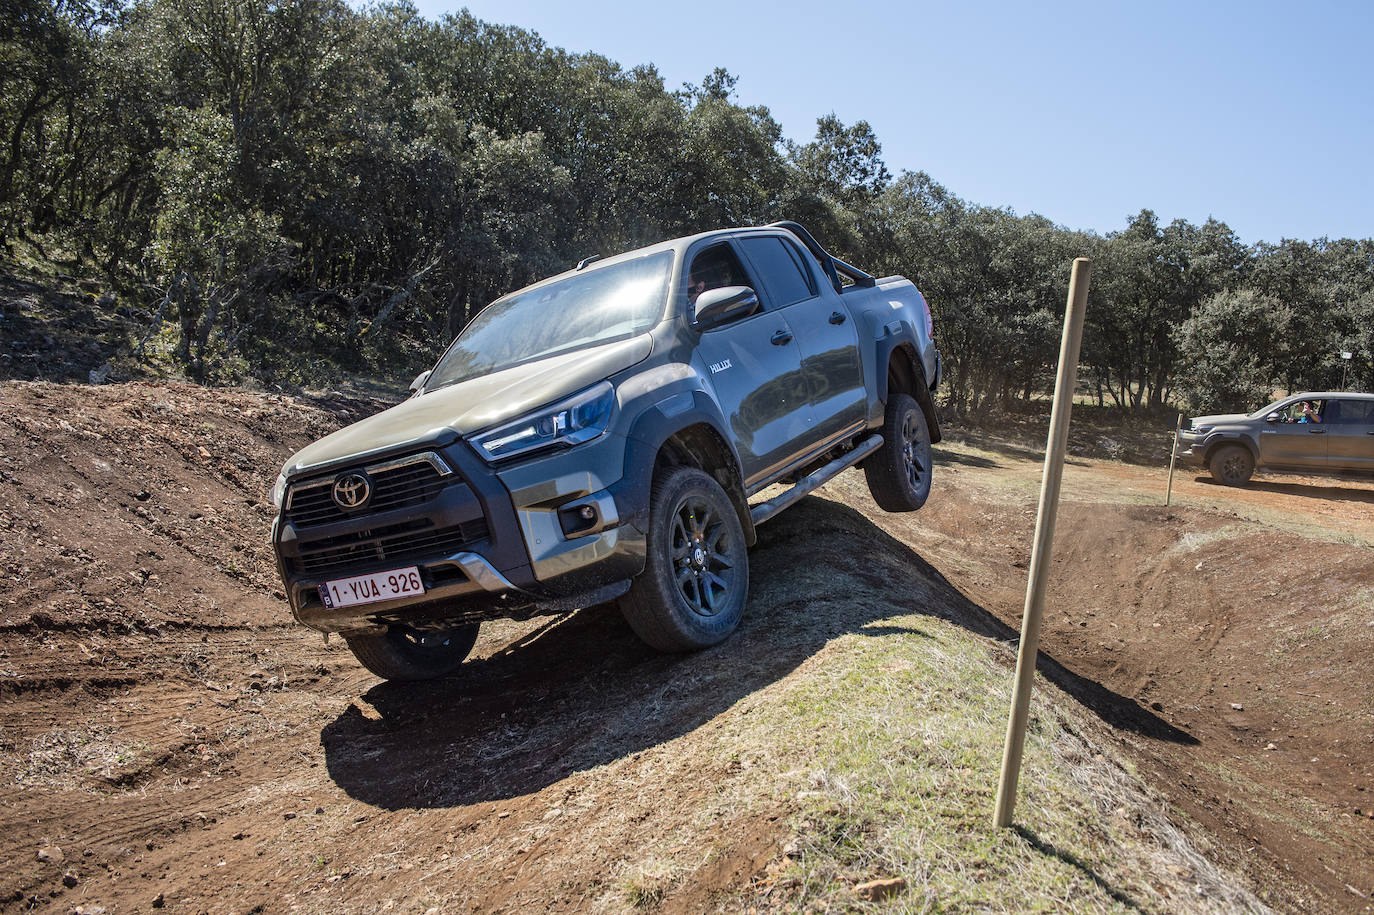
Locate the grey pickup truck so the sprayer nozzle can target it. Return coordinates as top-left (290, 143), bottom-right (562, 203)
top-left (270, 222), bottom-right (941, 680)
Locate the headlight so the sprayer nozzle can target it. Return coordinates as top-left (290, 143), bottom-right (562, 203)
top-left (469, 382), bottom-right (615, 463)
top-left (271, 472), bottom-right (288, 509)
top-left (1190, 424), bottom-right (1213, 435)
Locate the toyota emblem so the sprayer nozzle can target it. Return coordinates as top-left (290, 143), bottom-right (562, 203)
top-left (332, 472), bottom-right (372, 509)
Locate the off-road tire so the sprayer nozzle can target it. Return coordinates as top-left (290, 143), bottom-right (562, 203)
top-left (619, 466), bottom-right (749, 652)
top-left (343, 623), bottom-right (480, 681)
top-left (1208, 443), bottom-right (1254, 487)
top-left (863, 392), bottom-right (933, 511)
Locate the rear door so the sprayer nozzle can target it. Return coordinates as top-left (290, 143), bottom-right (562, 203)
top-left (1323, 398), bottom-right (1374, 472)
top-left (688, 240), bottom-right (813, 486)
top-left (736, 234), bottom-right (866, 445)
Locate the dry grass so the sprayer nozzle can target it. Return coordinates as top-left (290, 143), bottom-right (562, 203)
top-left (712, 618), bottom-right (1269, 913)
top-left (15, 725), bottom-right (141, 789)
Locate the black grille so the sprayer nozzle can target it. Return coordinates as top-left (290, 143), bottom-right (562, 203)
top-left (291, 517), bottom-right (491, 579)
top-left (286, 460), bottom-right (452, 528)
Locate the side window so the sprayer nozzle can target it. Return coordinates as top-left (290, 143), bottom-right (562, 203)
top-left (782, 239), bottom-right (819, 296)
top-left (739, 237), bottom-right (817, 309)
top-left (1331, 400), bottom-right (1374, 424)
top-left (1279, 399), bottom-right (1324, 423)
top-left (686, 243), bottom-right (750, 307)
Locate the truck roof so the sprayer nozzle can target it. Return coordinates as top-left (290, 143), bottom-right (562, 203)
top-left (514, 221), bottom-right (874, 304)
top-left (1289, 391), bottom-right (1374, 400)
top-left (544, 224), bottom-right (793, 287)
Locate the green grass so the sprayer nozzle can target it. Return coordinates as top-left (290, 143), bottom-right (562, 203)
top-left (594, 573), bottom-right (1268, 911)
top-left (647, 615), bottom-right (1268, 913)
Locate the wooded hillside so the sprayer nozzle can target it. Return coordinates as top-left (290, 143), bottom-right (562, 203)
top-left (4, 0), bottom-right (1371, 410)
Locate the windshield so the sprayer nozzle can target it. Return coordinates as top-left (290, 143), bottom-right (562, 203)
top-left (1249, 397), bottom-right (1295, 418)
top-left (426, 251), bottom-right (673, 391)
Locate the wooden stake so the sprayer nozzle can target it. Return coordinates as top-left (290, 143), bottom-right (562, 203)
top-left (993, 257), bottom-right (1091, 828)
top-left (1165, 413), bottom-right (1181, 506)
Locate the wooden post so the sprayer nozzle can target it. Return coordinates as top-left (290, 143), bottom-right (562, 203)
top-left (993, 257), bottom-right (1091, 828)
top-left (1165, 413), bottom-right (1181, 506)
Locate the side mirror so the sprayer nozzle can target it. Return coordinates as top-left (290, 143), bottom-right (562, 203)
top-left (409, 369), bottom-right (432, 396)
top-left (694, 285), bottom-right (759, 330)
top-left (1265, 412), bottom-right (1280, 423)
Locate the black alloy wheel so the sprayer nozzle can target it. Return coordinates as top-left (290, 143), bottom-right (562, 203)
top-left (864, 392), bottom-right (933, 512)
top-left (619, 466), bottom-right (749, 652)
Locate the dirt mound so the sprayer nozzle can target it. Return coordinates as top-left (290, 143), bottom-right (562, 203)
top-left (0, 381), bottom-right (857, 911)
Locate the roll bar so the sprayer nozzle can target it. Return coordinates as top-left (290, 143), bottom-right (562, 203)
top-left (766, 220), bottom-right (877, 292)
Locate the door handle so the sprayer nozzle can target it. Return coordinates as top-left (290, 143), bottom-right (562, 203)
top-left (1309, 428), bottom-right (1326, 433)
top-left (829, 311), bottom-right (846, 325)
top-left (770, 329), bottom-right (793, 345)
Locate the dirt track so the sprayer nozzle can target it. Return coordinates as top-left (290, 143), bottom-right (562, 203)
top-left (1, 382), bottom-right (1371, 913)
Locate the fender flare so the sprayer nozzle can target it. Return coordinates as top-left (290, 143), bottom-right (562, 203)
top-left (873, 336), bottom-right (942, 445)
top-left (611, 390), bottom-right (754, 544)
top-left (1203, 433), bottom-right (1259, 463)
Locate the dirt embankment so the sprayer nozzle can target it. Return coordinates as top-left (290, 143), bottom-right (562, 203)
top-left (829, 438), bottom-right (1374, 911)
top-left (0, 381), bottom-right (1370, 913)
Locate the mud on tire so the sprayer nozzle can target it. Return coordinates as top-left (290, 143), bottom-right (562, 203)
top-left (619, 466), bottom-right (749, 652)
top-left (863, 392), bottom-right (933, 511)
top-left (1208, 443), bottom-right (1255, 487)
top-left (343, 623), bottom-right (480, 681)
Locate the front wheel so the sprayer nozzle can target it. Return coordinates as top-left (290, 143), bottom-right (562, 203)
top-left (863, 392), bottom-right (933, 511)
top-left (343, 623), bottom-right (480, 681)
top-left (1208, 444), bottom-right (1254, 486)
top-left (619, 466), bottom-right (749, 652)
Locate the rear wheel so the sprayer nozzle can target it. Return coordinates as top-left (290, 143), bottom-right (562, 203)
top-left (343, 623), bottom-right (480, 681)
top-left (619, 466), bottom-right (749, 652)
top-left (1208, 444), bottom-right (1254, 486)
top-left (863, 392), bottom-right (933, 511)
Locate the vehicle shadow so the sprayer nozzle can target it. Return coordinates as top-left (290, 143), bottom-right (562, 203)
top-left (931, 445), bottom-right (999, 469)
top-left (1194, 475), bottom-right (1374, 503)
top-left (322, 496), bottom-right (1193, 810)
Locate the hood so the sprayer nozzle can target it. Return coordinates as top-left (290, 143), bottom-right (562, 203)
top-left (1190, 412), bottom-right (1248, 428)
top-left (283, 335), bottom-right (653, 475)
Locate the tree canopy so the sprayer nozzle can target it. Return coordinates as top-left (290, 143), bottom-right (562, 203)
top-left (3, 0), bottom-right (1371, 406)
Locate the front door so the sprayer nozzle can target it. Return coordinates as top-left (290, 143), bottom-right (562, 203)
top-left (1258, 399), bottom-right (1328, 469)
top-left (689, 241), bottom-right (814, 486)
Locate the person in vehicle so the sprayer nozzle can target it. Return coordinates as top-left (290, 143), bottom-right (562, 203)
top-left (687, 270), bottom-right (707, 305)
top-left (686, 246), bottom-right (743, 305)
top-left (1297, 401), bottom-right (1322, 423)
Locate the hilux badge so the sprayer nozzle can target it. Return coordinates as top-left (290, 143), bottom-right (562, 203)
top-left (709, 359), bottom-right (732, 374)
top-left (332, 472), bottom-right (372, 509)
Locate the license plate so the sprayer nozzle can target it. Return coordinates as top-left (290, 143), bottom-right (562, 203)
top-left (318, 566), bottom-right (425, 610)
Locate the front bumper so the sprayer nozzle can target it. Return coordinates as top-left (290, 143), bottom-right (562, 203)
top-left (273, 435), bottom-right (645, 634)
top-left (1173, 430), bottom-right (1209, 467)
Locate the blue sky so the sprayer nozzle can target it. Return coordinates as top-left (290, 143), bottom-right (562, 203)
top-left (413, 0), bottom-right (1372, 245)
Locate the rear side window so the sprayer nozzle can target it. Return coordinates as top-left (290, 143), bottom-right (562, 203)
top-left (739, 237), bottom-right (817, 309)
top-left (1329, 399), bottom-right (1374, 424)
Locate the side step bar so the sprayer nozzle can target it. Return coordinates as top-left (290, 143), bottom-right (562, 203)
top-left (749, 434), bottom-right (883, 526)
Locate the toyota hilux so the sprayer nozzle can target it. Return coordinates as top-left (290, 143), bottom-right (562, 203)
top-left (270, 222), bottom-right (941, 680)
